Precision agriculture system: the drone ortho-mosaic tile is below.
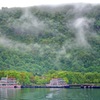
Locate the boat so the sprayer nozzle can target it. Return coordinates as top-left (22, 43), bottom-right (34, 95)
top-left (46, 78), bottom-right (70, 88)
top-left (0, 77), bottom-right (21, 88)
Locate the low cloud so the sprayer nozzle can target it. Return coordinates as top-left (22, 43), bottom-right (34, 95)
top-left (8, 8), bottom-right (46, 35)
top-left (0, 35), bottom-right (41, 52)
top-left (72, 17), bottom-right (95, 47)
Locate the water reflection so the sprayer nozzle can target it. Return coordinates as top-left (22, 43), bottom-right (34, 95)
top-left (46, 88), bottom-right (60, 99)
top-left (45, 88), bottom-right (100, 100)
top-left (0, 88), bottom-right (100, 100)
top-left (0, 88), bottom-right (21, 100)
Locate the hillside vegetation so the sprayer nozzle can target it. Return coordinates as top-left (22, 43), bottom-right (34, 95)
top-left (0, 4), bottom-right (100, 74)
top-left (0, 70), bottom-right (100, 85)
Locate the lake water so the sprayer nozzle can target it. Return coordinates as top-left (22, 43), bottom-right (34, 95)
top-left (0, 88), bottom-right (100, 100)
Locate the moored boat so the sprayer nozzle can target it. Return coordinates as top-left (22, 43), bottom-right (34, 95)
top-left (46, 78), bottom-right (70, 88)
top-left (0, 77), bottom-right (21, 88)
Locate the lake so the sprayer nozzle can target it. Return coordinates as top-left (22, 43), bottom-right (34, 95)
top-left (0, 88), bottom-right (100, 100)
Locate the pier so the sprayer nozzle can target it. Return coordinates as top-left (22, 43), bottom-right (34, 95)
top-left (21, 85), bottom-right (70, 88)
top-left (70, 84), bottom-right (100, 89)
top-left (21, 84), bottom-right (100, 89)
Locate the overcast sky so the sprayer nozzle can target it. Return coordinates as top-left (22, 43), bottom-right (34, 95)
top-left (0, 0), bottom-right (100, 9)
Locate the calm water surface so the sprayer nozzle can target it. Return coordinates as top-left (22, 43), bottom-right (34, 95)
top-left (0, 88), bottom-right (100, 100)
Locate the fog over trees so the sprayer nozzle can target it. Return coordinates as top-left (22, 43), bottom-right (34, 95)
top-left (0, 4), bottom-right (100, 74)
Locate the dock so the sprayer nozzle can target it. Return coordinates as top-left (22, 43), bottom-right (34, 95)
top-left (21, 85), bottom-right (70, 88)
top-left (21, 84), bottom-right (100, 89)
top-left (70, 84), bottom-right (100, 89)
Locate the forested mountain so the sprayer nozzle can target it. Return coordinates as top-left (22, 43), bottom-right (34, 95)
top-left (0, 4), bottom-right (100, 74)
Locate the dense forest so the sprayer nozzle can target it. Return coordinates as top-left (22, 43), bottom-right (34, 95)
top-left (0, 4), bottom-right (100, 75)
top-left (0, 70), bottom-right (100, 85)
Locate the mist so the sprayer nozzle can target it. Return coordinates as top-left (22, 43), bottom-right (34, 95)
top-left (0, 3), bottom-right (99, 72)
top-left (8, 8), bottom-right (47, 36)
top-left (0, 35), bottom-right (41, 52)
top-left (73, 17), bottom-right (95, 47)
top-left (0, 4), bottom-right (97, 55)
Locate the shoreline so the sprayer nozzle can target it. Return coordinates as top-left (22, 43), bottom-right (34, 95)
top-left (21, 84), bottom-right (100, 89)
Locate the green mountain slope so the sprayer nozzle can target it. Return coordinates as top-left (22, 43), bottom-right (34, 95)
top-left (0, 4), bottom-right (100, 74)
